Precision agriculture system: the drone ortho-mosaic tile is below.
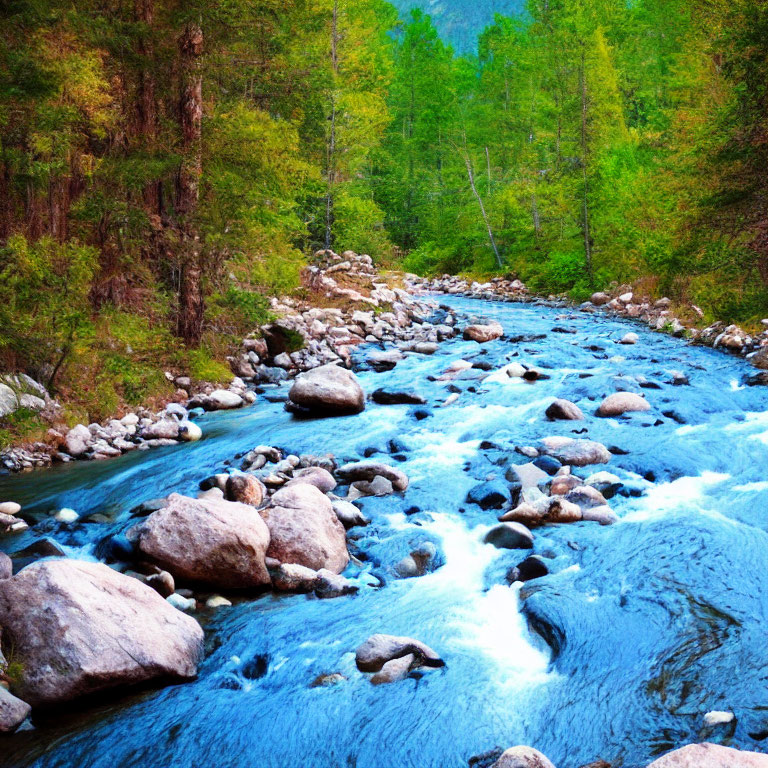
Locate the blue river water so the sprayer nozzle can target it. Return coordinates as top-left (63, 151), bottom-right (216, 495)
top-left (2, 295), bottom-right (768, 768)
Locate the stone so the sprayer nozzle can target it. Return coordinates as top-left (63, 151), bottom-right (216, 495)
top-left (64, 424), bottom-right (92, 457)
top-left (370, 653), bottom-right (415, 685)
top-left (540, 437), bottom-right (611, 467)
top-left (129, 493), bottom-right (271, 589)
top-left (0, 686), bottom-right (31, 733)
top-left (590, 292), bottom-right (610, 306)
top-left (565, 485), bottom-right (608, 509)
top-left (545, 399), bottom-right (585, 421)
top-left (355, 634), bottom-right (443, 673)
top-left (463, 322), bottom-right (504, 343)
top-left (490, 747), bottom-right (556, 768)
top-left (597, 392), bottom-right (650, 417)
top-left (0, 502), bottom-right (20, 516)
top-left (141, 419), bottom-right (179, 440)
top-left (272, 563), bottom-right (319, 592)
top-left (371, 388), bottom-right (426, 405)
top-left (205, 595), bottom-right (232, 608)
top-left (0, 553), bottom-right (11, 580)
top-left (288, 364), bottom-right (365, 415)
top-left (506, 555), bottom-right (549, 583)
top-left (483, 522), bottom-right (534, 549)
top-left (285, 467), bottom-right (337, 493)
top-left (261, 484), bottom-right (348, 573)
top-left (619, 332), bottom-right (639, 345)
top-left (467, 480), bottom-right (510, 510)
top-left (208, 389), bottom-right (244, 410)
top-left (702, 710), bottom-right (734, 727)
top-left (55, 508), bottom-right (79, 523)
top-left (367, 349), bottom-right (403, 372)
top-left (145, 570), bottom-right (175, 598)
top-left (0, 559), bottom-right (203, 706)
top-left (167, 593), bottom-right (196, 612)
top-left (506, 462), bottom-right (549, 490)
top-left (645, 743), bottom-right (768, 767)
top-left (314, 569), bottom-right (358, 599)
top-left (225, 474), bottom-right (266, 507)
top-left (331, 499), bottom-right (369, 529)
top-left (336, 461), bottom-right (409, 492)
top-left (178, 421), bottom-right (202, 442)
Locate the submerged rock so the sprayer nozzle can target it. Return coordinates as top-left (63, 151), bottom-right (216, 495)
top-left (540, 437), bottom-right (611, 467)
top-left (0, 559), bottom-right (203, 707)
top-left (129, 493), bottom-right (271, 589)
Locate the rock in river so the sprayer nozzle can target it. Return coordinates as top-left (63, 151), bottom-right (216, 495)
top-left (540, 437), bottom-right (611, 467)
top-left (483, 522), bottom-right (534, 549)
top-left (490, 746), bottom-right (556, 768)
top-left (336, 461), bottom-right (409, 492)
top-left (0, 559), bottom-right (203, 707)
top-left (128, 493), bottom-right (271, 589)
top-left (597, 392), bottom-right (651, 417)
top-left (463, 322), bottom-right (504, 343)
top-left (0, 686), bottom-right (30, 733)
top-left (545, 398), bottom-right (585, 421)
top-left (288, 363), bottom-right (365, 416)
top-left (261, 484), bottom-right (349, 573)
top-left (355, 634), bottom-right (444, 673)
top-left (645, 743), bottom-right (768, 767)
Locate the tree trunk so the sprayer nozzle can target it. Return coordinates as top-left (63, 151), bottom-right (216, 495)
top-left (135, 0), bottom-right (161, 215)
top-left (324, 0), bottom-right (339, 250)
top-left (462, 147), bottom-right (502, 269)
top-left (579, 49), bottom-right (594, 285)
top-left (176, 22), bottom-right (204, 345)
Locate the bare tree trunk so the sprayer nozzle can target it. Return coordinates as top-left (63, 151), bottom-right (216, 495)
top-left (135, 0), bottom-right (161, 215)
top-left (579, 49), bottom-right (594, 284)
top-left (324, 0), bottom-right (339, 250)
top-left (176, 22), bottom-right (204, 345)
top-left (0, 160), bottom-right (10, 241)
top-left (462, 147), bottom-right (502, 269)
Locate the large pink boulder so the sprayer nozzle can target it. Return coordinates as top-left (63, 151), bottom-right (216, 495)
top-left (0, 559), bottom-right (203, 707)
top-left (646, 743), bottom-right (768, 767)
top-left (129, 493), bottom-right (271, 589)
top-left (260, 484), bottom-right (348, 573)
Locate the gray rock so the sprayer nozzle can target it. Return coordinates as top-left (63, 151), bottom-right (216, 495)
top-left (355, 634), bottom-right (443, 673)
top-left (545, 399), bottom-right (585, 421)
top-left (337, 461), bottom-right (409, 491)
top-left (288, 364), bottom-right (365, 416)
top-left (0, 686), bottom-right (31, 733)
top-left (490, 746), bottom-right (557, 768)
top-left (483, 523), bottom-right (534, 549)
top-left (65, 424), bottom-right (92, 457)
top-left (597, 392), bottom-right (650, 417)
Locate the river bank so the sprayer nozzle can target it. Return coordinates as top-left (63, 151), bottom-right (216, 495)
top-left (2, 293), bottom-right (768, 767)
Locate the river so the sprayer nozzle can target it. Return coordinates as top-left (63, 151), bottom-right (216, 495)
top-left (2, 295), bottom-right (768, 768)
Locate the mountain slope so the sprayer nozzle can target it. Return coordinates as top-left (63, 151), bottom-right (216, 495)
top-left (390, 0), bottom-right (524, 53)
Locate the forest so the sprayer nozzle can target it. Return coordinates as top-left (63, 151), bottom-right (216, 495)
top-left (1, 0), bottom-right (767, 426)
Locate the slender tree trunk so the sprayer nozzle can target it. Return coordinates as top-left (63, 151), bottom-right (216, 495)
top-left (485, 146), bottom-right (491, 193)
top-left (579, 49), bottom-right (594, 285)
top-left (0, 160), bottom-right (10, 241)
top-left (176, 22), bottom-right (204, 345)
top-left (135, 0), bottom-right (161, 215)
top-left (324, 0), bottom-right (339, 250)
top-left (462, 147), bottom-right (502, 269)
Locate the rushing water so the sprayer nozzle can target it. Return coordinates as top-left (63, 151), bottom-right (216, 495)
top-left (3, 295), bottom-right (768, 768)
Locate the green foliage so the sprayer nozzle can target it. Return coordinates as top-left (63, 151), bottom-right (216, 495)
top-left (187, 347), bottom-right (233, 384)
top-left (0, 407), bottom-right (48, 450)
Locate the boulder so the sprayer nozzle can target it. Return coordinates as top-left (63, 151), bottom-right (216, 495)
top-left (506, 555), bottom-right (549, 583)
top-left (597, 392), bottom-right (650, 417)
top-left (0, 686), bottom-right (31, 733)
top-left (646, 743), bottom-right (768, 767)
top-left (355, 634), bottom-right (443, 673)
top-left (314, 569), bottom-right (358, 599)
top-left (619, 332), bottom-right (639, 345)
top-left (483, 522), bottom-right (534, 549)
top-left (0, 559), bottom-right (203, 706)
top-left (178, 421), bottom-right (202, 442)
top-left (225, 474), bottom-right (266, 507)
top-left (467, 480), bottom-right (510, 510)
top-left (0, 553), bottom-right (11, 580)
top-left (370, 654), bottom-right (415, 685)
top-left (285, 467), bottom-right (337, 493)
top-left (261, 484), bottom-right (348, 573)
top-left (288, 364), bottom-right (365, 415)
top-left (64, 424), bottom-right (92, 457)
top-left (540, 437), bottom-right (611, 467)
top-left (545, 399), bottom-right (585, 421)
top-left (464, 322), bottom-right (504, 343)
top-left (210, 389), bottom-right (244, 410)
top-left (141, 419), bottom-right (179, 440)
top-left (590, 292), bottom-right (610, 306)
top-left (490, 747), bottom-right (556, 768)
top-left (129, 493), bottom-right (271, 589)
top-left (271, 563), bottom-right (319, 593)
top-left (336, 461), bottom-right (409, 492)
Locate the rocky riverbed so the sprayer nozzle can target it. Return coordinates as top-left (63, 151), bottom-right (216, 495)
top-left (2, 292), bottom-right (768, 767)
